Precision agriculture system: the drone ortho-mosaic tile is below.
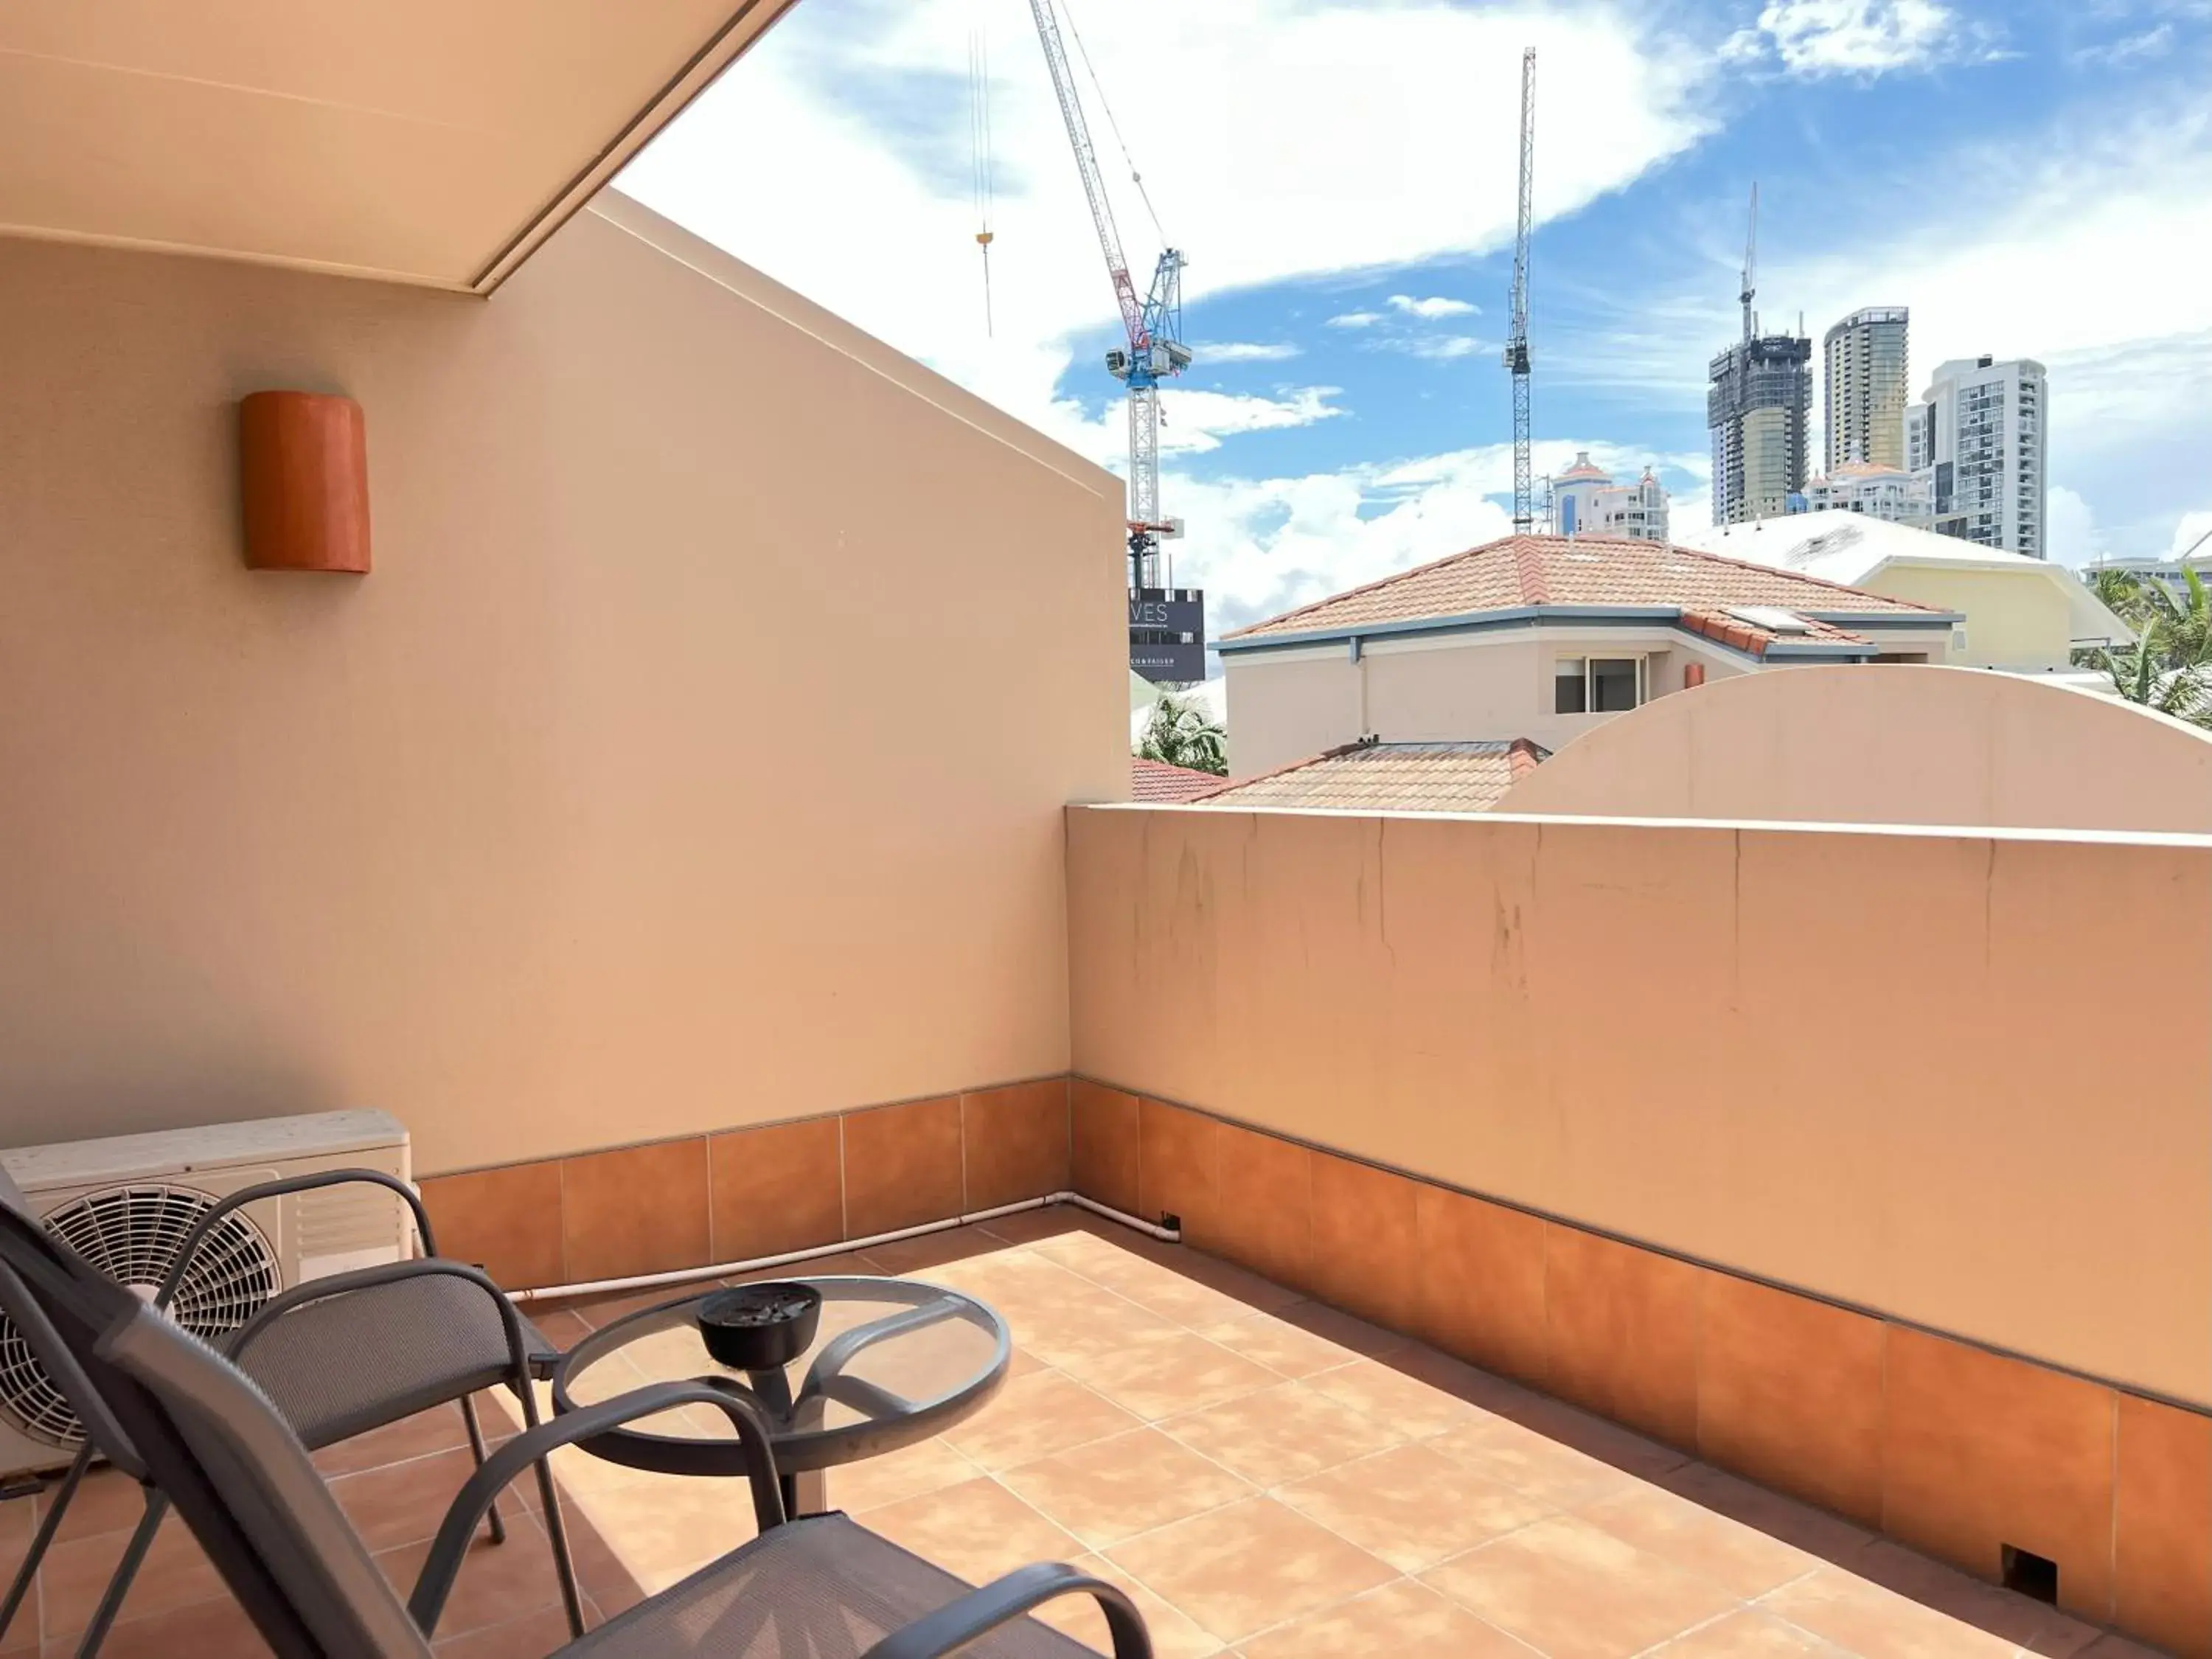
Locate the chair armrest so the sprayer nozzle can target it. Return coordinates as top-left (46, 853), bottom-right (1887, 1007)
top-left (223, 1257), bottom-right (534, 1390)
top-left (155, 1169), bottom-right (436, 1310)
top-left (860, 1562), bottom-right (1152, 1659)
top-left (406, 1381), bottom-right (787, 1637)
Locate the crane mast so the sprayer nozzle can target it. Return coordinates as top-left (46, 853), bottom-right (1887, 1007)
top-left (1026, 0), bottom-right (1192, 590)
top-left (1504, 48), bottom-right (1536, 534)
top-left (1740, 181), bottom-right (1759, 343)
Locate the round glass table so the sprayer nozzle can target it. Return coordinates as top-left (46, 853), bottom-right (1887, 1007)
top-left (552, 1276), bottom-right (1010, 1514)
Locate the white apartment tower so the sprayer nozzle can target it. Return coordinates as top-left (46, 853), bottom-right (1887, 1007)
top-left (1906, 355), bottom-right (2048, 560)
top-left (1822, 307), bottom-right (1910, 471)
top-left (1550, 453), bottom-right (1671, 543)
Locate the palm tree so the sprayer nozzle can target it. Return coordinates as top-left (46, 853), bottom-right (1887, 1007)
top-left (2081, 566), bottom-right (2212, 728)
top-left (1138, 691), bottom-right (1228, 775)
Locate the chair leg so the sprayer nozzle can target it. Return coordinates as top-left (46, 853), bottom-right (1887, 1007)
top-left (532, 1452), bottom-right (588, 1639)
top-left (74, 1489), bottom-right (164, 1659)
top-left (507, 1370), bottom-right (586, 1640)
top-left (0, 1443), bottom-right (92, 1642)
top-left (458, 1394), bottom-right (505, 1546)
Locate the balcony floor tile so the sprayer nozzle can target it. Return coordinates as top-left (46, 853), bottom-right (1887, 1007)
top-left (4, 1208), bottom-right (2149, 1658)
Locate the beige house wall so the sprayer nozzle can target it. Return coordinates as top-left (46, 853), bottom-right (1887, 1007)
top-left (1066, 802), bottom-right (2212, 1407)
top-left (1226, 630), bottom-right (1758, 770)
top-left (0, 192), bottom-right (1129, 1175)
top-left (1870, 565), bottom-right (2072, 669)
top-left (1499, 664), bottom-right (2212, 831)
top-left (1222, 650), bottom-right (1363, 773)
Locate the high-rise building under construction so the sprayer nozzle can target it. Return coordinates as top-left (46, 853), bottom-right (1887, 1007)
top-left (1708, 333), bottom-right (1812, 526)
top-left (1708, 187), bottom-right (1811, 526)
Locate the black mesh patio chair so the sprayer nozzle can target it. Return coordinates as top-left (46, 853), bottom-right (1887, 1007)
top-left (0, 1166), bottom-right (582, 1654)
top-left (0, 1202), bottom-right (1152, 1658)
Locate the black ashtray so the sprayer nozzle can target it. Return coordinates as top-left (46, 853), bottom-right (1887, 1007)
top-left (695, 1282), bottom-right (822, 1371)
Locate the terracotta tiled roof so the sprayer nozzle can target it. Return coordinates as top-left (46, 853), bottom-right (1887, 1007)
top-left (1223, 534), bottom-right (1944, 652)
top-left (1130, 758), bottom-right (1227, 803)
top-left (1194, 740), bottom-right (1548, 814)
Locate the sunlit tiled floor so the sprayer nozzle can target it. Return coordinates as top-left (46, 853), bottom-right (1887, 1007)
top-left (0, 1207), bottom-right (2168, 1657)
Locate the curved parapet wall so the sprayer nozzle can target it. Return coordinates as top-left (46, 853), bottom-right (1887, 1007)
top-left (1495, 664), bottom-right (2212, 832)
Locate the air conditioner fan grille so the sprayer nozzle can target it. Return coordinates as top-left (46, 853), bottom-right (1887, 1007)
top-left (0, 1183), bottom-right (280, 1450)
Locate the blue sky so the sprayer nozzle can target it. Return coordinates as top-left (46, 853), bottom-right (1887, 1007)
top-left (623, 0), bottom-right (2212, 639)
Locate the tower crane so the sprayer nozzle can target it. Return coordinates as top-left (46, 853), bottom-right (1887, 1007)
top-left (1504, 46), bottom-right (1536, 534)
top-left (1026, 0), bottom-right (1192, 590)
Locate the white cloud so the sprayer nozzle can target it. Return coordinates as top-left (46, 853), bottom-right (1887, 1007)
top-left (2070, 23), bottom-right (2174, 66)
top-left (1730, 0), bottom-right (1966, 76)
top-left (1388, 334), bottom-right (1487, 361)
top-left (1326, 311), bottom-right (1385, 329)
top-left (1194, 341), bottom-right (1302, 363)
top-left (1065, 386), bottom-right (1345, 466)
top-left (619, 0), bottom-right (1714, 473)
top-left (1387, 294), bottom-right (1479, 319)
top-left (2173, 511), bottom-right (2212, 561)
top-left (2046, 486), bottom-right (2100, 569)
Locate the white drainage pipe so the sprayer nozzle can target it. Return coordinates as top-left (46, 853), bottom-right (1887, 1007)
top-left (508, 1192), bottom-right (1177, 1305)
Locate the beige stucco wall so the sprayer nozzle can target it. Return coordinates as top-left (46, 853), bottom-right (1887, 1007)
top-left (1067, 804), bottom-right (2212, 1405)
top-left (1225, 630), bottom-right (1756, 771)
top-left (1222, 650), bottom-right (1362, 773)
top-left (1499, 664), bottom-right (2212, 831)
top-left (1869, 564), bottom-right (2071, 669)
top-left (0, 192), bottom-right (1129, 1175)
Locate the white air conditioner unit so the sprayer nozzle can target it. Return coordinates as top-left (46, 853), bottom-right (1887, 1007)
top-left (0, 1109), bottom-right (411, 1479)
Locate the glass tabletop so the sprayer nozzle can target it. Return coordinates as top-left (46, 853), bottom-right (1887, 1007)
top-left (552, 1276), bottom-right (1010, 1475)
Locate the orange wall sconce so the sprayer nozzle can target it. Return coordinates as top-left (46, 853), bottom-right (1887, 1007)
top-left (238, 391), bottom-right (371, 573)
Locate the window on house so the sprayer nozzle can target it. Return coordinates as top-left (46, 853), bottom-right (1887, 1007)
top-left (1556, 655), bottom-right (1644, 714)
top-left (1554, 657), bottom-right (1587, 714)
top-left (1590, 658), bottom-right (1642, 712)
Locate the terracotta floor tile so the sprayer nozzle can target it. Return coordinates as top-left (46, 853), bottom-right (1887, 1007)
top-left (975, 1207), bottom-right (1091, 1246)
top-left (1648, 1607), bottom-right (1848, 1656)
top-left (1846, 1540), bottom-right (2107, 1656)
top-left (1576, 1483), bottom-right (1819, 1599)
top-left (1163, 1382), bottom-right (1406, 1487)
top-left (1497, 1392), bottom-right (1694, 1482)
top-left (1270, 1301), bottom-right (1411, 1358)
top-left (375, 1513), bottom-right (574, 1641)
top-left (1422, 1516), bottom-right (1744, 1659)
top-left (1068, 1256), bottom-right (1284, 1336)
top-left (823, 1436), bottom-right (984, 1512)
top-left (329, 1444), bottom-right (543, 1553)
top-left (563, 1474), bottom-right (761, 1595)
top-left (1012, 1295), bottom-right (1194, 1375)
top-left (1756, 1565), bottom-right (2022, 1659)
top-left (1299, 1357), bottom-right (1479, 1439)
top-left (1237, 1577), bottom-right (1540, 1659)
top-left (307, 1405), bottom-right (486, 1478)
top-left (1161, 1251), bottom-right (1306, 1318)
top-left (1207, 1313), bottom-right (1365, 1380)
top-left (1060, 1332), bottom-right (1284, 1422)
top-left (856, 1476), bottom-right (1084, 1591)
top-left (40, 1514), bottom-right (226, 1641)
top-left (28, 1466), bottom-right (154, 1546)
top-left (1031, 1553), bottom-right (1225, 1659)
top-left (941, 1368), bottom-right (1144, 1472)
top-left (431, 1603), bottom-right (578, 1657)
top-left (1655, 1462), bottom-right (1880, 1568)
top-left (1274, 1441), bottom-right (1552, 1573)
top-left (1427, 1413), bottom-right (1643, 1508)
top-left (52, 1590), bottom-right (272, 1659)
top-left (1000, 1428), bottom-right (1257, 1550)
top-left (1105, 1498), bottom-right (1395, 1644)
